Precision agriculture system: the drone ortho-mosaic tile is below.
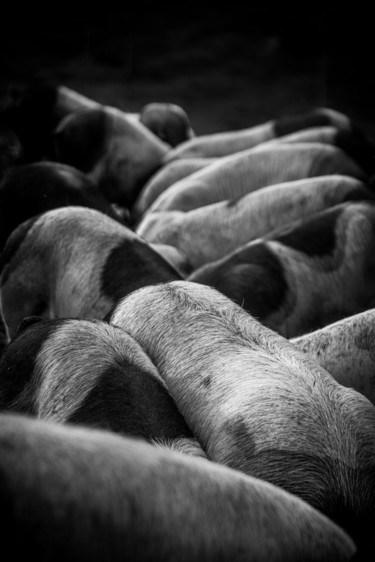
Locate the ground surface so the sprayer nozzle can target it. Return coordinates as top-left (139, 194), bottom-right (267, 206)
top-left (1, 7), bottom-right (374, 140)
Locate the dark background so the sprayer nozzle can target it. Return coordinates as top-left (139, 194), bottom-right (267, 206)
top-left (1, 6), bottom-right (374, 138)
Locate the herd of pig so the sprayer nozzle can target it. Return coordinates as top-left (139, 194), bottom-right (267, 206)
top-left (0, 82), bottom-right (374, 561)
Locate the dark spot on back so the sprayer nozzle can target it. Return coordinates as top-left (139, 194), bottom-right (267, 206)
top-left (190, 241), bottom-right (288, 320)
top-left (0, 319), bottom-right (64, 413)
top-left (274, 108), bottom-right (334, 137)
top-left (54, 107), bottom-right (108, 173)
top-left (0, 162), bottom-right (123, 251)
top-left (67, 361), bottom-right (193, 441)
top-left (201, 375), bottom-right (211, 388)
top-left (101, 237), bottom-right (182, 301)
top-left (220, 414), bottom-right (257, 460)
top-left (268, 204), bottom-right (342, 257)
top-left (232, 242), bottom-right (288, 318)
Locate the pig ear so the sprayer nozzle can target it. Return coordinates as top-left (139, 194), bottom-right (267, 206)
top-left (16, 315), bottom-right (46, 335)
